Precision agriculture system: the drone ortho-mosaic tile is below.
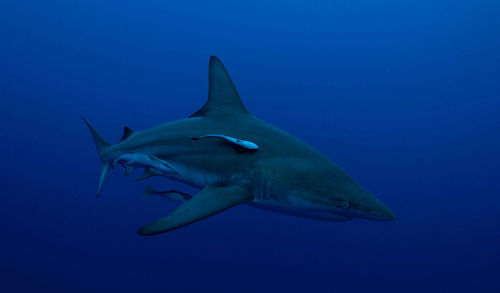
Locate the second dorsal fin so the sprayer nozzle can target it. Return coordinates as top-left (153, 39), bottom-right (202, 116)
top-left (119, 126), bottom-right (134, 142)
top-left (190, 56), bottom-right (249, 118)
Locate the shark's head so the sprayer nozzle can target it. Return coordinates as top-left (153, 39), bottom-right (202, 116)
top-left (282, 160), bottom-right (395, 222)
top-left (327, 180), bottom-right (396, 221)
top-left (294, 181), bottom-right (395, 222)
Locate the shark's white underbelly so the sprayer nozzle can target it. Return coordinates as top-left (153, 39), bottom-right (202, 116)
top-left (242, 167), bottom-right (351, 221)
top-left (248, 198), bottom-right (352, 221)
top-left (166, 164), bottom-right (352, 222)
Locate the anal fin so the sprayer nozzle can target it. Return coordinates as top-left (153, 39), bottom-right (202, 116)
top-left (137, 185), bottom-right (250, 235)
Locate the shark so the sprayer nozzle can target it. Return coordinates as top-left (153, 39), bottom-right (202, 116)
top-left (84, 56), bottom-right (395, 236)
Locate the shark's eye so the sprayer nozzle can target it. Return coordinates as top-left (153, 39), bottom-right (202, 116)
top-left (339, 201), bottom-right (350, 209)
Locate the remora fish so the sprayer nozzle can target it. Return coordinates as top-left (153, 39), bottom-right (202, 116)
top-left (143, 186), bottom-right (192, 202)
top-left (84, 56), bottom-right (395, 236)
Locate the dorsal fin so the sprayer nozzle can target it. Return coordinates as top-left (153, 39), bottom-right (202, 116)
top-left (119, 126), bottom-right (134, 142)
top-left (190, 56), bottom-right (249, 118)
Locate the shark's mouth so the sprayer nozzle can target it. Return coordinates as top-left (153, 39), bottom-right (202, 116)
top-left (248, 199), bottom-right (354, 222)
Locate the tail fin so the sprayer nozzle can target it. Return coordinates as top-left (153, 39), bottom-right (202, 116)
top-left (143, 186), bottom-right (156, 199)
top-left (82, 116), bottom-right (111, 155)
top-left (82, 116), bottom-right (111, 197)
top-left (97, 160), bottom-right (110, 197)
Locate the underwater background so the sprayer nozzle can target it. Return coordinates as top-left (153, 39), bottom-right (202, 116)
top-left (1, 0), bottom-right (499, 292)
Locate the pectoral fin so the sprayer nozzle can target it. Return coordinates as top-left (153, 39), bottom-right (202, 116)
top-left (137, 185), bottom-right (250, 235)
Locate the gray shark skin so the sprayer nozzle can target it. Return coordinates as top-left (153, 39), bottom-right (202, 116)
top-left (84, 56), bottom-right (395, 236)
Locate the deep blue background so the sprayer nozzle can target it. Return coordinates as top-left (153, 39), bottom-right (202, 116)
top-left (1, 0), bottom-right (499, 292)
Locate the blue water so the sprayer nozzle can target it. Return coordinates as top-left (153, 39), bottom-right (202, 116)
top-left (1, 0), bottom-right (499, 292)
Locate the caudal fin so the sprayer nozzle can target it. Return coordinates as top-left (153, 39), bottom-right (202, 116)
top-left (82, 116), bottom-right (112, 197)
top-left (82, 116), bottom-right (110, 155)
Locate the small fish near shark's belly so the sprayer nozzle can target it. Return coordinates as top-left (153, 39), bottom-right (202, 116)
top-left (163, 163), bottom-right (222, 189)
top-left (248, 197), bottom-right (352, 222)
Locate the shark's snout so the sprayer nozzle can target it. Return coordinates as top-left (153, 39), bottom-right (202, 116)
top-left (333, 183), bottom-right (395, 221)
top-left (351, 191), bottom-right (395, 221)
top-left (360, 200), bottom-right (396, 221)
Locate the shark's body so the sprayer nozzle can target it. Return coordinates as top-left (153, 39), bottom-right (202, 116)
top-left (84, 56), bottom-right (395, 235)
